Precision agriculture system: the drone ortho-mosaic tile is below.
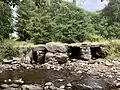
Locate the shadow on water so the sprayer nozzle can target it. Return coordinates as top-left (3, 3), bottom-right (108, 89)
top-left (0, 68), bottom-right (116, 90)
top-left (0, 69), bottom-right (75, 85)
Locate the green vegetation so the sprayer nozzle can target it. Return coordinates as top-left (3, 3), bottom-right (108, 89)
top-left (0, 0), bottom-right (120, 59)
top-left (16, 0), bottom-right (120, 44)
top-left (89, 40), bottom-right (120, 59)
top-left (0, 40), bottom-right (19, 60)
top-left (105, 40), bottom-right (120, 58)
top-left (0, 1), bottom-right (12, 39)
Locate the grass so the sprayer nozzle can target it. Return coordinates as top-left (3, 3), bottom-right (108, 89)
top-left (0, 39), bottom-right (120, 60)
top-left (82, 39), bottom-right (120, 59)
top-left (104, 39), bottom-right (120, 59)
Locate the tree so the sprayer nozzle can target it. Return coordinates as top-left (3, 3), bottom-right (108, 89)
top-left (101, 0), bottom-right (120, 39)
top-left (102, 0), bottom-right (120, 25)
top-left (0, 1), bottom-right (12, 39)
top-left (0, 0), bottom-right (105, 8)
top-left (17, 0), bottom-right (94, 43)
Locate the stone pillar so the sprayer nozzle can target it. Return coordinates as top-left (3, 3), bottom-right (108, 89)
top-left (80, 45), bottom-right (91, 60)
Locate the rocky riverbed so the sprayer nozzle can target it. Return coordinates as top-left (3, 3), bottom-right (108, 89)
top-left (0, 57), bottom-right (120, 90)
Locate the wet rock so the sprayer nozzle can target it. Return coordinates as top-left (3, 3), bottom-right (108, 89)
top-left (117, 78), bottom-right (120, 81)
top-left (57, 88), bottom-right (65, 90)
top-left (0, 84), bottom-right (9, 89)
top-left (65, 83), bottom-right (72, 90)
top-left (8, 79), bottom-right (12, 83)
top-left (3, 87), bottom-right (18, 90)
top-left (44, 86), bottom-right (56, 90)
top-left (20, 63), bottom-right (33, 69)
top-left (71, 59), bottom-right (77, 62)
top-left (24, 56), bottom-right (32, 64)
top-left (105, 61), bottom-right (113, 66)
top-left (44, 82), bottom-right (56, 90)
top-left (2, 59), bottom-right (12, 64)
top-left (108, 75), bottom-right (113, 78)
top-left (12, 66), bottom-right (17, 70)
top-left (10, 84), bottom-right (19, 88)
top-left (49, 85), bottom-right (56, 90)
top-left (42, 63), bottom-right (63, 70)
top-left (4, 80), bottom-right (7, 83)
top-left (13, 78), bottom-right (24, 84)
top-left (59, 85), bottom-right (65, 89)
top-left (46, 42), bottom-right (67, 53)
top-left (12, 57), bottom-right (21, 61)
top-left (42, 63), bottom-right (52, 70)
top-left (88, 60), bottom-right (96, 64)
top-left (72, 84), bottom-right (92, 90)
top-left (45, 82), bottom-right (53, 86)
top-left (21, 84), bottom-right (43, 90)
top-left (57, 79), bottom-right (64, 82)
top-left (11, 57), bottom-right (23, 64)
top-left (66, 83), bottom-right (72, 87)
top-left (76, 70), bottom-right (82, 74)
top-left (80, 54), bottom-right (92, 60)
top-left (116, 82), bottom-right (120, 88)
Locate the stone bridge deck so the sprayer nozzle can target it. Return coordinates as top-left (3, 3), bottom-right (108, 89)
top-left (28, 42), bottom-right (107, 64)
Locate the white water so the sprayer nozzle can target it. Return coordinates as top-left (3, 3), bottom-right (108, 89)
top-left (10, 5), bottom-right (19, 37)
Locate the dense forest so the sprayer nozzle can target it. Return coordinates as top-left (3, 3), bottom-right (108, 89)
top-left (0, 0), bottom-right (120, 43)
top-left (0, 0), bottom-right (120, 59)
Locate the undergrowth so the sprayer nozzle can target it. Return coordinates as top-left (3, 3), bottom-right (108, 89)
top-left (0, 40), bottom-right (19, 60)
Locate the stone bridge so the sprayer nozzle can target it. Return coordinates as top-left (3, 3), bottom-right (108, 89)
top-left (27, 42), bottom-right (107, 64)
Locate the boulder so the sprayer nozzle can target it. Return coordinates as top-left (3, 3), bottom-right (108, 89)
top-left (80, 54), bottom-right (92, 60)
top-left (44, 82), bottom-right (56, 90)
top-left (12, 57), bottom-right (21, 61)
top-left (46, 42), bottom-right (67, 53)
top-left (116, 82), bottom-right (120, 88)
top-left (21, 85), bottom-right (43, 90)
top-left (13, 78), bottom-right (24, 85)
top-left (45, 82), bottom-right (53, 86)
top-left (0, 84), bottom-right (9, 89)
top-left (10, 84), bottom-right (19, 88)
top-left (105, 61), bottom-right (113, 66)
top-left (2, 59), bottom-right (13, 64)
top-left (59, 85), bottom-right (65, 89)
top-left (25, 50), bottom-right (33, 64)
top-left (45, 52), bottom-right (54, 62)
top-left (24, 56), bottom-right (32, 64)
top-left (66, 83), bottom-right (72, 87)
top-left (55, 53), bottom-right (68, 64)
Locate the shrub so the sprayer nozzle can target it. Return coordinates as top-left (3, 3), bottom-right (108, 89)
top-left (0, 40), bottom-right (19, 60)
top-left (104, 39), bottom-right (120, 59)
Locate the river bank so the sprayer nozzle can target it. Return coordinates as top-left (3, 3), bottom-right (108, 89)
top-left (0, 57), bottom-right (120, 90)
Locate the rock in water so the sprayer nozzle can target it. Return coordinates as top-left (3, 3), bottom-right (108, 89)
top-left (21, 84), bottom-right (42, 90)
top-left (0, 84), bottom-right (9, 89)
top-left (13, 78), bottom-right (24, 84)
top-left (45, 82), bottom-right (53, 86)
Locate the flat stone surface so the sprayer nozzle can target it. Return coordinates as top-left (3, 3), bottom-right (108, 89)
top-left (46, 42), bottom-right (67, 53)
top-left (33, 44), bottom-right (46, 51)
